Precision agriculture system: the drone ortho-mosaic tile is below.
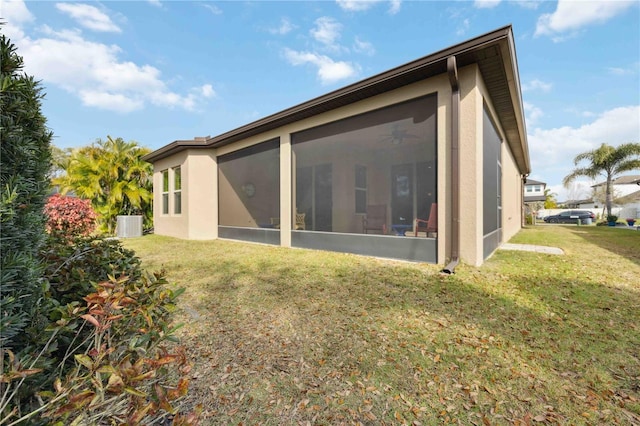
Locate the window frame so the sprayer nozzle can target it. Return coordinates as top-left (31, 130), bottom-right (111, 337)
top-left (161, 169), bottom-right (169, 215)
top-left (173, 166), bottom-right (182, 215)
top-left (354, 164), bottom-right (367, 214)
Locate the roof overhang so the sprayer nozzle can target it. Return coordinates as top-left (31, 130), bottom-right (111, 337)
top-left (144, 25), bottom-right (530, 174)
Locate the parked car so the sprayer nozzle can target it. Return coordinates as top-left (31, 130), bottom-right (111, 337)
top-left (543, 210), bottom-right (595, 224)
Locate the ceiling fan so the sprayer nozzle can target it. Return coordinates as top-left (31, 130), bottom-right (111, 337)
top-left (379, 123), bottom-right (420, 145)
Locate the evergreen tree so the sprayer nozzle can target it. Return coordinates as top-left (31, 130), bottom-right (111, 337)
top-left (0, 30), bottom-right (53, 350)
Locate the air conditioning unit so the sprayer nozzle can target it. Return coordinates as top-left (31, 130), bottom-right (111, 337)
top-left (116, 215), bottom-right (143, 238)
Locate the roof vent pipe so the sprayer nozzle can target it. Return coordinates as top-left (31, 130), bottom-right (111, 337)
top-left (442, 56), bottom-right (460, 275)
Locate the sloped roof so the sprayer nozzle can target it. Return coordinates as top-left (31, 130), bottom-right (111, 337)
top-left (592, 175), bottom-right (640, 188)
top-left (616, 189), bottom-right (640, 205)
top-left (144, 25), bottom-right (529, 175)
top-left (525, 179), bottom-right (545, 185)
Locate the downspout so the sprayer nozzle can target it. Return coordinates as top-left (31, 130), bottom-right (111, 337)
top-left (522, 174), bottom-right (529, 227)
top-left (442, 56), bottom-right (460, 274)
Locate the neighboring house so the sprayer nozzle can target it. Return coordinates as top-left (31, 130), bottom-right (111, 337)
top-left (143, 26), bottom-right (530, 268)
top-left (561, 199), bottom-right (597, 209)
top-left (591, 175), bottom-right (640, 199)
top-left (523, 179), bottom-right (546, 204)
top-left (616, 190), bottom-right (640, 220)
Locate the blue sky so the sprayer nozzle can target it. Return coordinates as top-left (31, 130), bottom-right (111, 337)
top-left (2, 0), bottom-right (639, 201)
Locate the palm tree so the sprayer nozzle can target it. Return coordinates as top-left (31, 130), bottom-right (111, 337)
top-left (54, 136), bottom-right (153, 234)
top-left (563, 143), bottom-right (640, 219)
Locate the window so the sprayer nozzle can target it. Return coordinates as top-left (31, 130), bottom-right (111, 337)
top-left (526, 186), bottom-right (533, 192)
top-left (534, 185), bottom-right (541, 192)
top-left (355, 165), bottom-right (367, 214)
top-left (173, 166), bottom-right (182, 214)
top-left (161, 170), bottom-right (169, 214)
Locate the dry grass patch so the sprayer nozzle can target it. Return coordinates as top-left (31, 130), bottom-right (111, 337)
top-left (123, 227), bottom-right (640, 425)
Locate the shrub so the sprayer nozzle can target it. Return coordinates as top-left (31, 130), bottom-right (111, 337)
top-left (40, 274), bottom-right (197, 425)
top-left (44, 194), bottom-right (96, 240)
top-left (42, 237), bottom-right (142, 307)
top-left (1, 237), bottom-right (196, 425)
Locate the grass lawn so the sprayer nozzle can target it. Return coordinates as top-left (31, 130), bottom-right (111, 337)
top-left (123, 226), bottom-right (640, 425)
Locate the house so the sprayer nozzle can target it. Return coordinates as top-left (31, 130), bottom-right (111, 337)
top-left (592, 175), bottom-right (640, 219)
top-left (143, 25), bottom-right (530, 269)
top-left (523, 179), bottom-right (546, 203)
top-left (560, 198), bottom-right (597, 209)
top-left (591, 175), bottom-right (640, 199)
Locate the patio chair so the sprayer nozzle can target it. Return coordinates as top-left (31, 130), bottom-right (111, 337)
top-left (295, 212), bottom-right (306, 230)
top-left (363, 204), bottom-right (387, 234)
top-left (415, 203), bottom-right (437, 237)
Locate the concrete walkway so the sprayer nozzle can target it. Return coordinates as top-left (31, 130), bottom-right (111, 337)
top-left (499, 243), bottom-right (564, 255)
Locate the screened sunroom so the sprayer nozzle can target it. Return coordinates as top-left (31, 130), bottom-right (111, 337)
top-left (215, 95), bottom-right (438, 262)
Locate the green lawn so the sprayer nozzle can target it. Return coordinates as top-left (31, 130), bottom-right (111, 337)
top-left (123, 226), bottom-right (640, 425)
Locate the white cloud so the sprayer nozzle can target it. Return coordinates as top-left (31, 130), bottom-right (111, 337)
top-left (528, 106), bottom-right (640, 185)
top-left (147, 0), bottom-right (162, 7)
top-left (535, 0), bottom-right (634, 39)
top-left (55, 3), bottom-right (121, 33)
top-left (474, 0), bottom-right (501, 9)
top-left (456, 18), bottom-right (470, 36)
top-left (269, 18), bottom-right (296, 35)
top-left (7, 8), bottom-right (213, 113)
top-left (310, 17), bottom-right (342, 49)
top-left (336, 0), bottom-right (379, 12)
top-left (79, 90), bottom-right (144, 113)
top-left (283, 48), bottom-right (358, 85)
top-left (522, 78), bottom-right (552, 92)
top-left (353, 36), bottom-right (375, 56)
top-left (607, 63), bottom-right (639, 76)
top-left (336, 0), bottom-right (401, 14)
top-left (524, 101), bottom-right (543, 125)
top-left (1, 0), bottom-right (35, 39)
top-left (514, 0), bottom-right (542, 10)
top-left (200, 84), bottom-right (216, 98)
top-left (607, 67), bottom-right (633, 76)
top-left (2, 0), bottom-right (34, 23)
top-left (202, 3), bottom-right (222, 15)
top-left (388, 0), bottom-right (401, 14)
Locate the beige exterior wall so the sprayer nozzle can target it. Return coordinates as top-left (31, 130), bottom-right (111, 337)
top-left (153, 151), bottom-right (188, 239)
top-left (501, 145), bottom-right (523, 242)
top-left (458, 65), bottom-right (484, 266)
top-left (185, 150), bottom-right (218, 240)
top-left (151, 65), bottom-right (524, 265)
top-left (152, 150), bottom-right (217, 239)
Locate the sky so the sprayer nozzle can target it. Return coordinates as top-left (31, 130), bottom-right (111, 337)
top-left (1, 0), bottom-right (639, 202)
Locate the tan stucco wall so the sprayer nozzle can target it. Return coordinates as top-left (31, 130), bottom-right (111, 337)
top-left (501, 145), bottom-right (523, 242)
top-left (152, 150), bottom-right (217, 239)
top-left (151, 64), bottom-right (525, 265)
top-left (458, 65), bottom-right (484, 266)
top-left (153, 151), bottom-right (188, 239)
top-left (185, 150), bottom-right (217, 239)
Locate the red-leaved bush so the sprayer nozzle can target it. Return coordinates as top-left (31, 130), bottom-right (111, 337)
top-left (44, 194), bottom-right (97, 238)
